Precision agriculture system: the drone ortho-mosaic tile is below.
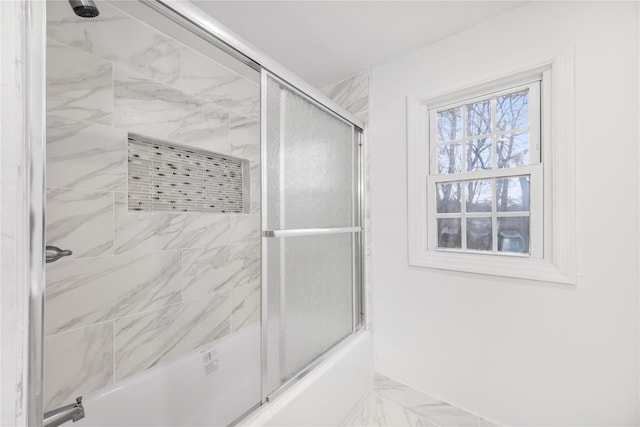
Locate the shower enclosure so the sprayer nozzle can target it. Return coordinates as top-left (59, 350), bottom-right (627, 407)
top-left (29, 1), bottom-right (365, 426)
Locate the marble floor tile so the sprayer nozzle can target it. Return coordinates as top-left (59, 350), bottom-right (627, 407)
top-left (47, 40), bottom-right (112, 126)
top-left (113, 67), bottom-right (230, 154)
top-left (346, 395), bottom-right (432, 427)
top-left (366, 374), bottom-right (492, 427)
top-left (230, 282), bottom-right (261, 332)
top-left (374, 373), bottom-right (446, 411)
top-left (114, 192), bottom-right (230, 254)
top-left (45, 250), bottom-right (182, 335)
top-left (44, 322), bottom-right (114, 411)
top-left (47, 114), bottom-right (126, 191)
top-left (114, 292), bottom-right (230, 381)
top-left (46, 187), bottom-right (114, 259)
top-left (183, 242), bottom-right (260, 299)
top-left (47, 0), bottom-right (180, 85)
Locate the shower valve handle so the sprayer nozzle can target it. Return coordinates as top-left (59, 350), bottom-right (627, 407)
top-left (46, 245), bottom-right (73, 264)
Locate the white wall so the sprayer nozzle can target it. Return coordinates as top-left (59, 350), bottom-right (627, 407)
top-left (370, 2), bottom-right (639, 426)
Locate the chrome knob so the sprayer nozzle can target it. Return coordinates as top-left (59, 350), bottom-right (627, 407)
top-left (46, 245), bottom-right (73, 263)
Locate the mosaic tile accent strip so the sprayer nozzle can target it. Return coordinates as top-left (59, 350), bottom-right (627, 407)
top-left (128, 134), bottom-right (249, 213)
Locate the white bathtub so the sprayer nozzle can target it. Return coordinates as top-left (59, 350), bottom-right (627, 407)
top-left (74, 326), bottom-right (372, 426)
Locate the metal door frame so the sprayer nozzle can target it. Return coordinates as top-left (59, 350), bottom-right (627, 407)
top-left (23, 1), bottom-right (365, 425)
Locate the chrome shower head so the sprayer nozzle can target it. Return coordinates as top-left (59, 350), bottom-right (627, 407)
top-left (68, 0), bottom-right (100, 18)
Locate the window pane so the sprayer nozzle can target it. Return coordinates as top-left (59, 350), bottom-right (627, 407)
top-left (466, 100), bottom-right (491, 136)
top-left (466, 179), bottom-right (492, 212)
top-left (437, 143), bottom-right (462, 174)
top-left (497, 132), bottom-right (529, 168)
top-left (498, 217), bottom-right (529, 253)
top-left (437, 218), bottom-right (461, 249)
top-left (437, 107), bottom-right (462, 142)
top-left (496, 89), bottom-right (528, 131)
top-left (436, 182), bottom-right (461, 213)
top-left (496, 176), bottom-right (530, 212)
top-left (466, 218), bottom-right (492, 251)
top-left (466, 138), bottom-right (492, 171)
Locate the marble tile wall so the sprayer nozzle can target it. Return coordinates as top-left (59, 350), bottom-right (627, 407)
top-left (321, 71), bottom-right (372, 326)
top-left (44, 0), bottom-right (260, 411)
top-left (346, 373), bottom-right (500, 427)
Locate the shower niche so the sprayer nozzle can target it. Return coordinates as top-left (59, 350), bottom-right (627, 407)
top-left (127, 133), bottom-right (250, 214)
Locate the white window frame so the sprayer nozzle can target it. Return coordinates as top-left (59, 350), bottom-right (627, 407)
top-left (407, 49), bottom-right (576, 284)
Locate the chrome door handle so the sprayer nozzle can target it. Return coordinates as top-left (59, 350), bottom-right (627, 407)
top-left (43, 396), bottom-right (85, 427)
top-left (45, 246), bottom-right (73, 263)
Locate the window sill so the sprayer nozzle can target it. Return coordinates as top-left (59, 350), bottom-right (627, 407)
top-left (409, 250), bottom-right (576, 285)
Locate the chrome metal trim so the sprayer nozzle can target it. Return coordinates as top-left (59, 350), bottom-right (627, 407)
top-left (139, 0), bottom-right (260, 72)
top-left (355, 129), bottom-right (365, 329)
top-left (259, 69), bottom-right (269, 404)
top-left (43, 397), bottom-right (85, 427)
top-left (264, 329), bottom-right (367, 403)
top-left (148, 0), bottom-right (365, 131)
top-left (265, 71), bottom-right (358, 131)
top-left (26, 0), bottom-right (47, 425)
top-left (263, 227), bottom-right (362, 238)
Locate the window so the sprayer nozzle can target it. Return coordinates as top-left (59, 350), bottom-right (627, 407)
top-left (428, 82), bottom-right (542, 257)
top-left (407, 55), bottom-right (576, 284)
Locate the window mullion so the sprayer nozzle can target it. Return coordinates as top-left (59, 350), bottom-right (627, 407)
top-left (461, 105), bottom-right (467, 173)
top-left (492, 177), bottom-right (498, 252)
top-left (461, 181), bottom-right (467, 250)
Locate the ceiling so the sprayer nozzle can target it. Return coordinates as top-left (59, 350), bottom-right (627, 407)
top-left (193, 1), bottom-right (526, 88)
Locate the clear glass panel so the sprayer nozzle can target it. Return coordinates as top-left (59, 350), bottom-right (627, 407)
top-left (437, 218), bottom-right (461, 249)
top-left (497, 132), bottom-right (529, 168)
top-left (437, 107), bottom-right (462, 142)
top-left (466, 218), bottom-right (492, 251)
top-left (466, 100), bottom-right (491, 136)
top-left (266, 77), bottom-right (355, 230)
top-left (466, 138), bottom-right (492, 171)
top-left (436, 182), bottom-right (461, 213)
top-left (466, 179), bottom-right (492, 212)
top-left (437, 143), bottom-right (462, 174)
top-left (496, 176), bottom-right (530, 212)
top-left (45, 1), bottom-right (262, 424)
top-left (498, 217), bottom-right (530, 253)
top-left (277, 233), bottom-right (354, 381)
top-left (496, 89), bottom-right (529, 131)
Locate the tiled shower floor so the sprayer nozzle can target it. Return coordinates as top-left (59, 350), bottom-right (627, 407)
top-left (345, 374), bottom-right (499, 427)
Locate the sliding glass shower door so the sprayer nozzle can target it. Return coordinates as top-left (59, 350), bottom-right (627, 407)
top-left (262, 72), bottom-right (363, 397)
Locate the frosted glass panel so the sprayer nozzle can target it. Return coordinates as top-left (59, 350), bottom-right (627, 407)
top-left (276, 234), bottom-right (354, 381)
top-left (265, 77), bottom-right (356, 230)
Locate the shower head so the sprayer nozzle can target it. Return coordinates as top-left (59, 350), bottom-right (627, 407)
top-left (68, 0), bottom-right (100, 18)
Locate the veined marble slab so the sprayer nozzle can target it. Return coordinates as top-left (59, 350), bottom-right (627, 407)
top-left (229, 202), bottom-right (261, 243)
top-left (183, 242), bottom-right (260, 299)
top-left (47, 0), bottom-right (180, 85)
top-left (46, 114), bottom-right (126, 191)
top-left (46, 188), bottom-right (113, 259)
top-left (179, 48), bottom-right (260, 123)
top-left (114, 193), bottom-right (230, 254)
top-left (114, 292), bottom-right (230, 381)
top-left (113, 67), bottom-right (230, 154)
top-left (321, 71), bottom-right (369, 124)
top-left (230, 282), bottom-right (261, 333)
top-left (45, 250), bottom-right (182, 335)
top-left (47, 40), bottom-right (112, 125)
top-left (44, 322), bottom-right (114, 411)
